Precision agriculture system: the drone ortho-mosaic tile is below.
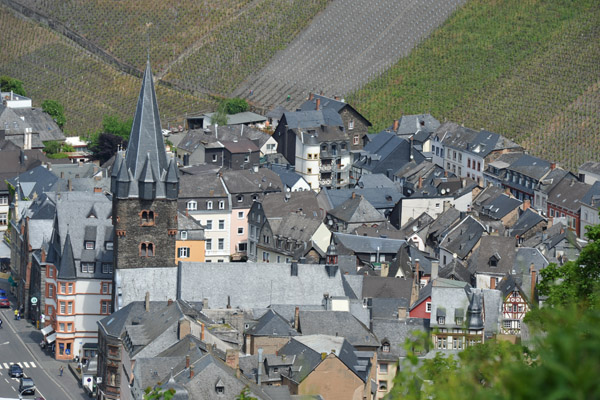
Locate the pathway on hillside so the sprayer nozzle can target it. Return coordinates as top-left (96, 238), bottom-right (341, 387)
top-left (234, 0), bottom-right (466, 111)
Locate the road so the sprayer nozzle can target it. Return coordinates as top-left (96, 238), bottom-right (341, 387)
top-left (0, 279), bottom-right (87, 400)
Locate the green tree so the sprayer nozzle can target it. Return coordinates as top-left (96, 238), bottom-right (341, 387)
top-left (223, 97), bottom-right (249, 114)
top-left (143, 387), bottom-right (175, 400)
top-left (0, 75), bottom-right (26, 96)
top-left (537, 217), bottom-right (600, 308)
top-left (102, 114), bottom-right (133, 140)
top-left (43, 140), bottom-right (74, 155)
top-left (236, 387), bottom-right (258, 400)
top-left (41, 100), bottom-right (66, 129)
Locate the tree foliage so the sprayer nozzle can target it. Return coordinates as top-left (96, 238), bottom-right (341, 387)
top-left (223, 97), bottom-right (249, 114)
top-left (43, 140), bottom-right (74, 158)
top-left (41, 99), bottom-right (66, 128)
top-left (236, 387), bottom-right (258, 400)
top-left (144, 387), bottom-right (175, 400)
top-left (89, 133), bottom-right (127, 165)
top-left (537, 219), bottom-right (600, 309)
top-left (0, 75), bottom-right (26, 96)
top-left (102, 114), bottom-right (133, 140)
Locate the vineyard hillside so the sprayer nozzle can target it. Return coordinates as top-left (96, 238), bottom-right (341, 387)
top-left (0, 5), bottom-right (214, 135)
top-left (348, 0), bottom-right (600, 171)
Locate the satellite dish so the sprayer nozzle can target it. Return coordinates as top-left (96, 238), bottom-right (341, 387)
top-left (453, 253), bottom-right (458, 259)
top-left (441, 188), bottom-right (446, 195)
top-left (412, 225), bottom-right (418, 232)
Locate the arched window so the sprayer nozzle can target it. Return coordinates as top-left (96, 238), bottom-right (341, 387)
top-left (207, 201), bottom-right (213, 210)
top-left (140, 210), bottom-right (155, 226)
top-left (219, 201), bottom-right (225, 210)
top-left (187, 201), bottom-right (197, 211)
top-left (140, 242), bottom-right (155, 257)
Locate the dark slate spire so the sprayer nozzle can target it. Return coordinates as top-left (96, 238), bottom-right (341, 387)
top-left (325, 240), bottom-right (338, 278)
top-left (115, 153), bottom-right (131, 198)
top-left (138, 152), bottom-right (157, 200)
top-left (165, 156), bottom-right (179, 200)
top-left (123, 60), bottom-right (169, 198)
top-left (58, 233), bottom-right (77, 280)
top-left (467, 289), bottom-right (484, 330)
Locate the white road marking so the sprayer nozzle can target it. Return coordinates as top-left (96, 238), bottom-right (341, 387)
top-left (3, 378), bottom-right (8, 383)
top-left (17, 362), bottom-right (23, 368)
top-left (23, 361), bottom-right (29, 368)
top-left (1, 363), bottom-right (7, 369)
top-left (29, 361), bottom-right (36, 368)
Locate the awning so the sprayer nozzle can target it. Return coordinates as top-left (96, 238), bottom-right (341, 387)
top-left (41, 325), bottom-right (55, 336)
top-left (46, 332), bottom-right (57, 344)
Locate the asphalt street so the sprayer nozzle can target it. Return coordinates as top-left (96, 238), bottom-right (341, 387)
top-left (0, 279), bottom-right (88, 400)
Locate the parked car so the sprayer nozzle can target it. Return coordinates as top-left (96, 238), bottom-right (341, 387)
top-left (0, 298), bottom-right (9, 308)
top-left (9, 363), bottom-right (23, 378)
top-left (0, 288), bottom-right (6, 295)
top-left (19, 377), bottom-right (35, 395)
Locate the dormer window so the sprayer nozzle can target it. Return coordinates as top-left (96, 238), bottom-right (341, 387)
top-left (207, 201), bottom-right (213, 210)
top-left (181, 231), bottom-right (188, 240)
top-left (105, 241), bottom-right (113, 250)
top-left (382, 342), bottom-right (390, 353)
top-left (85, 241), bottom-right (95, 250)
top-left (140, 210), bottom-right (155, 226)
top-left (438, 316), bottom-right (445, 325)
top-left (215, 379), bottom-right (225, 395)
top-left (219, 201), bottom-right (225, 210)
top-left (187, 201), bottom-right (197, 211)
top-left (489, 254), bottom-right (500, 267)
top-left (237, 195), bottom-right (244, 203)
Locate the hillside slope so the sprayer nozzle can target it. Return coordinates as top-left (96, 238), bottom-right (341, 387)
top-left (348, 0), bottom-right (600, 171)
top-left (0, 5), bottom-right (214, 135)
top-left (232, 0), bottom-right (466, 110)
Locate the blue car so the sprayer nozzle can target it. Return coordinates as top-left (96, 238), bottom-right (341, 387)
top-left (0, 289), bottom-right (6, 295)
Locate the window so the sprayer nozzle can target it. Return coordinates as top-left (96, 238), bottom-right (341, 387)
top-left (438, 316), bottom-right (445, 325)
top-left (455, 317), bottom-right (463, 325)
top-left (218, 238), bottom-right (224, 250)
top-left (219, 201), bottom-right (225, 210)
top-left (219, 220), bottom-right (225, 230)
top-left (178, 247), bottom-right (190, 258)
top-left (105, 241), bottom-right (113, 250)
top-left (59, 323), bottom-right (65, 332)
top-left (187, 201), bottom-right (197, 211)
top-left (101, 282), bottom-right (110, 294)
top-left (0, 195), bottom-right (7, 205)
top-left (180, 231), bottom-right (188, 240)
top-left (458, 153), bottom-right (462, 162)
top-left (60, 282), bottom-right (66, 294)
top-left (237, 227), bottom-right (244, 235)
top-left (244, 155), bottom-right (250, 162)
top-left (140, 210), bottom-right (155, 226)
top-left (349, 120), bottom-right (355, 130)
top-left (0, 213), bottom-right (7, 225)
top-left (67, 283), bottom-right (74, 294)
top-left (382, 342), bottom-right (390, 352)
top-left (238, 211), bottom-right (244, 219)
top-left (237, 195), bottom-right (244, 203)
top-left (58, 300), bottom-right (74, 315)
top-left (206, 239), bottom-right (212, 251)
top-left (353, 135), bottom-right (359, 145)
top-left (307, 168), bottom-right (312, 174)
top-left (206, 220), bottom-right (213, 230)
top-left (308, 153), bottom-right (313, 160)
top-left (379, 363), bottom-right (388, 374)
top-left (47, 284), bottom-right (54, 298)
top-left (85, 241), bottom-right (95, 250)
top-left (102, 263), bottom-right (113, 274)
top-left (238, 242), bottom-right (247, 252)
top-left (207, 201), bottom-right (213, 210)
top-left (467, 159), bottom-right (471, 168)
top-left (426, 302), bottom-right (432, 313)
top-left (81, 262), bottom-right (95, 273)
top-left (262, 252), bottom-right (269, 262)
top-left (378, 381), bottom-right (388, 391)
top-left (503, 320), bottom-right (512, 329)
top-left (101, 300), bottom-right (112, 315)
top-left (212, 154), bottom-right (218, 162)
top-left (139, 242), bottom-right (155, 257)
top-left (477, 162), bottom-right (481, 172)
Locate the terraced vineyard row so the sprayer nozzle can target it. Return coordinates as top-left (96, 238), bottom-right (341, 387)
top-left (0, 6), bottom-right (214, 135)
top-left (233, 0), bottom-right (466, 109)
top-left (348, 0), bottom-right (600, 171)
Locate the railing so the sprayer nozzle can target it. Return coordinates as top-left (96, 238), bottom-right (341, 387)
top-left (320, 179), bottom-right (332, 186)
top-left (320, 163), bottom-right (332, 172)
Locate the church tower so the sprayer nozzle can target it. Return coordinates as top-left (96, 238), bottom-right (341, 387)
top-left (111, 60), bottom-right (179, 271)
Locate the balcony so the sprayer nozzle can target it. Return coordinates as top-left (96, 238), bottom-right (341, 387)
top-left (320, 163), bottom-right (332, 172)
top-left (320, 179), bottom-right (332, 186)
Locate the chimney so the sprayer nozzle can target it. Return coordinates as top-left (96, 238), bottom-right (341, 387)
top-left (550, 162), bottom-right (556, 170)
top-left (257, 348), bottom-right (263, 385)
top-left (94, 187), bottom-right (102, 193)
top-left (60, 171), bottom-right (65, 179)
top-left (227, 295), bottom-right (231, 309)
top-left (461, 178), bottom-right (466, 188)
top-left (418, 176), bottom-right (423, 189)
top-left (505, 187), bottom-right (511, 196)
top-left (145, 292), bottom-right (150, 312)
top-left (410, 259), bottom-right (420, 307)
top-left (315, 98), bottom-right (321, 111)
top-left (186, 355), bottom-right (190, 369)
top-left (189, 364), bottom-right (194, 379)
top-left (291, 261), bottom-right (298, 276)
top-left (309, 92), bottom-right (314, 100)
top-left (393, 119), bottom-right (399, 131)
top-left (334, 95), bottom-right (340, 101)
top-left (523, 199), bottom-right (530, 211)
top-left (168, 298), bottom-right (173, 306)
top-left (202, 298), bottom-right (208, 310)
top-left (294, 306), bottom-right (300, 329)
top-left (226, 349), bottom-right (239, 370)
top-left (68, 179), bottom-right (72, 192)
top-left (490, 277), bottom-right (496, 290)
top-left (431, 260), bottom-right (439, 280)
top-left (444, 170), bottom-right (448, 178)
top-left (397, 307), bottom-right (407, 320)
top-left (351, 192), bottom-right (356, 199)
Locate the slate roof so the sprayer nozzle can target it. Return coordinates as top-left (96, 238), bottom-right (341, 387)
top-left (265, 105), bottom-right (288, 119)
top-left (370, 297), bottom-right (409, 319)
top-left (507, 154), bottom-right (553, 180)
top-left (514, 247), bottom-right (549, 275)
top-left (353, 132), bottom-right (424, 175)
top-left (393, 114), bottom-right (440, 135)
top-left (468, 236), bottom-right (517, 276)
top-left (266, 164), bottom-right (306, 190)
top-left (477, 193), bottom-right (522, 221)
top-left (581, 181), bottom-right (600, 207)
top-left (98, 301), bottom-right (166, 338)
top-left (510, 209), bottom-right (546, 238)
top-left (434, 122), bottom-right (521, 158)
top-left (179, 172), bottom-right (227, 198)
top-left (7, 106), bottom-right (65, 142)
top-left (319, 187), bottom-right (402, 211)
top-left (425, 207), bottom-right (461, 244)
top-left (298, 94), bottom-right (371, 126)
top-left (354, 222), bottom-right (404, 240)
top-left (281, 108), bottom-right (343, 130)
top-left (328, 195), bottom-right (386, 224)
top-left (298, 311), bottom-right (379, 348)
top-left (178, 263), bottom-right (352, 309)
top-left (203, 111), bottom-right (267, 126)
top-left (333, 233), bottom-right (406, 255)
top-left (371, 318), bottom-right (429, 360)
top-left (362, 276), bottom-right (413, 300)
top-left (547, 177), bottom-right (592, 212)
top-left (272, 213), bottom-right (325, 243)
top-left (7, 165), bottom-right (58, 199)
top-left (481, 289), bottom-right (502, 337)
top-left (356, 173), bottom-right (397, 189)
top-left (221, 168), bottom-right (282, 194)
top-left (260, 191), bottom-right (322, 220)
top-left (246, 309), bottom-right (298, 337)
top-left (221, 138), bottom-right (260, 154)
top-left (438, 258), bottom-right (471, 282)
top-left (439, 216), bottom-right (486, 259)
